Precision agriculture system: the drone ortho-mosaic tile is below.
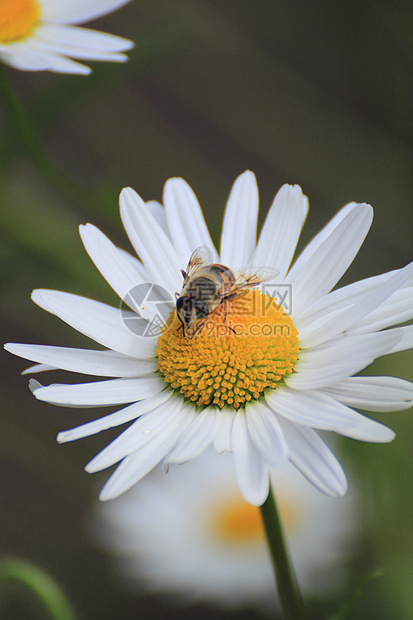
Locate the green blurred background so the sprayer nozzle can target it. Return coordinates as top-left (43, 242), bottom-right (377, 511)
top-left (0, 1), bottom-right (412, 618)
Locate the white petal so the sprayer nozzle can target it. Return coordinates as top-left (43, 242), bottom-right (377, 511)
top-left (290, 201), bottom-right (357, 266)
top-left (119, 188), bottom-right (182, 292)
top-left (251, 184), bottom-right (308, 280)
top-left (350, 287), bottom-right (413, 335)
top-left (0, 44), bottom-right (53, 71)
top-left (288, 203), bottom-right (373, 313)
top-left (386, 325), bottom-right (413, 354)
top-left (278, 418), bottom-right (347, 497)
top-left (31, 289), bottom-right (156, 359)
top-left (231, 411), bottom-right (270, 506)
top-left (146, 201), bottom-right (169, 236)
top-left (26, 41), bottom-right (93, 73)
top-left (117, 248), bottom-right (150, 280)
top-left (29, 379), bottom-right (41, 393)
top-left (34, 24), bottom-right (133, 55)
top-left (1, 40), bottom-right (92, 73)
top-left (22, 363), bottom-right (54, 375)
top-left (57, 390), bottom-right (173, 443)
top-left (349, 414), bottom-right (394, 443)
top-left (295, 268), bottom-right (404, 328)
top-left (165, 409), bottom-right (217, 463)
top-left (245, 401), bottom-right (288, 468)
top-left (299, 262), bottom-right (413, 348)
top-left (212, 408), bottom-right (234, 453)
top-left (163, 178), bottom-right (217, 266)
top-left (322, 376), bottom-right (413, 412)
top-left (266, 386), bottom-right (363, 431)
top-left (32, 376), bottom-right (164, 406)
top-left (79, 224), bottom-right (173, 324)
top-left (97, 404), bottom-right (193, 500)
top-left (84, 394), bottom-right (182, 471)
top-left (79, 224), bottom-right (144, 302)
top-left (337, 415), bottom-right (395, 443)
top-left (288, 331), bottom-right (401, 390)
top-left (42, 0), bottom-right (132, 25)
top-left (220, 171), bottom-right (259, 266)
top-left (4, 343), bottom-right (156, 377)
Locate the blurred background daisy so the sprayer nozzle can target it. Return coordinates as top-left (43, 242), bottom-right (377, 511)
top-left (0, 0), bottom-right (133, 74)
top-left (96, 448), bottom-right (358, 614)
top-left (1, 1), bottom-right (412, 619)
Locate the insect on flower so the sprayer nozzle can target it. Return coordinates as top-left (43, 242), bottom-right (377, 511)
top-left (175, 246), bottom-right (279, 337)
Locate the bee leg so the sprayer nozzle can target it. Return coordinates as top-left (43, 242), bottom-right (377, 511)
top-left (176, 313), bottom-right (186, 336)
top-left (191, 319), bottom-right (207, 338)
top-left (223, 300), bottom-right (237, 335)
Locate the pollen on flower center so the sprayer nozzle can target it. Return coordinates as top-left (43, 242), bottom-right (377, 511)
top-left (0, 0), bottom-right (40, 43)
top-left (157, 289), bottom-right (299, 409)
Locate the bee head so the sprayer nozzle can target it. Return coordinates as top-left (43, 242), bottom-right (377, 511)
top-left (176, 296), bottom-right (210, 335)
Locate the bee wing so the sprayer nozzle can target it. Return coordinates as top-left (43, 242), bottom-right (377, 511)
top-left (227, 266), bottom-right (280, 295)
top-left (185, 246), bottom-right (213, 277)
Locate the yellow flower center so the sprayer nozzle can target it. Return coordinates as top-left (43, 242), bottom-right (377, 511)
top-left (214, 495), bottom-right (264, 544)
top-left (0, 0), bottom-right (40, 43)
top-left (157, 289), bottom-right (299, 409)
top-left (211, 490), bottom-right (299, 545)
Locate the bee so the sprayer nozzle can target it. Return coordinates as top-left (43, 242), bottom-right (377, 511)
top-left (175, 246), bottom-right (279, 337)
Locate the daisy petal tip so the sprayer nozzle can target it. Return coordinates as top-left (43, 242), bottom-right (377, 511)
top-left (359, 202), bottom-right (374, 220)
top-left (383, 428), bottom-right (396, 443)
top-left (336, 485), bottom-right (347, 498)
top-left (244, 486), bottom-right (270, 507)
top-left (124, 40), bottom-right (135, 51)
top-left (164, 176), bottom-right (184, 191)
top-left (98, 487), bottom-right (113, 502)
top-left (31, 288), bottom-right (49, 306)
top-left (98, 478), bottom-right (125, 502)
top-left (78, 223), bottom-right (91, 234)
top-left (119, 186), bottom-right (145, 210)
top-left (324, 475), bottom-right (347, 498)
top-left (238, 169), bottom-right (257, 184)
top-left (337, 473), bottom-right (348, 497)
top-left (84, 462), bottom-right (95, 474)
top-left (29, 378), bottom-right (42, 394)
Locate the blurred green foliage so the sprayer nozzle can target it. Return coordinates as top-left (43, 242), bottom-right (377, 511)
top-left (0, 1), bottom-right (412, 619)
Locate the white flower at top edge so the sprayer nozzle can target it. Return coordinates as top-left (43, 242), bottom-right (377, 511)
top-left (95, 449), bottom-right (358, 610)
top-left (0, 0), bottom-right (133, 74)
top-left (5, 171), bottom-right (413, 506)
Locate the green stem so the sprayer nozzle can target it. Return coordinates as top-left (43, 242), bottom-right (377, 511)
top-left (0, 64), bottom-right (109, 214)
top-left (0, 63), bottom-right (51, 172)
top-left (0, 559), bottom-right (77, 620)
top-left (260, 484), bottom-right (307, 619)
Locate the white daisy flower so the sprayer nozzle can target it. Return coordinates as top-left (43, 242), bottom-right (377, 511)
top-left (0, 0), bottom-right (133, 74)
top-left (96, 449), bottom-right (358, 610)
top-left (5, 171), bottom-right (413, 506)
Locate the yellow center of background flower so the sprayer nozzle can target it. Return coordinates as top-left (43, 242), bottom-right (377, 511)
top-left (0, 0), bottom-right (40, 43)
top-left (157, 289), bottom-right (299, 409)
top-left (211, 490), bottom-right (299, 545)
